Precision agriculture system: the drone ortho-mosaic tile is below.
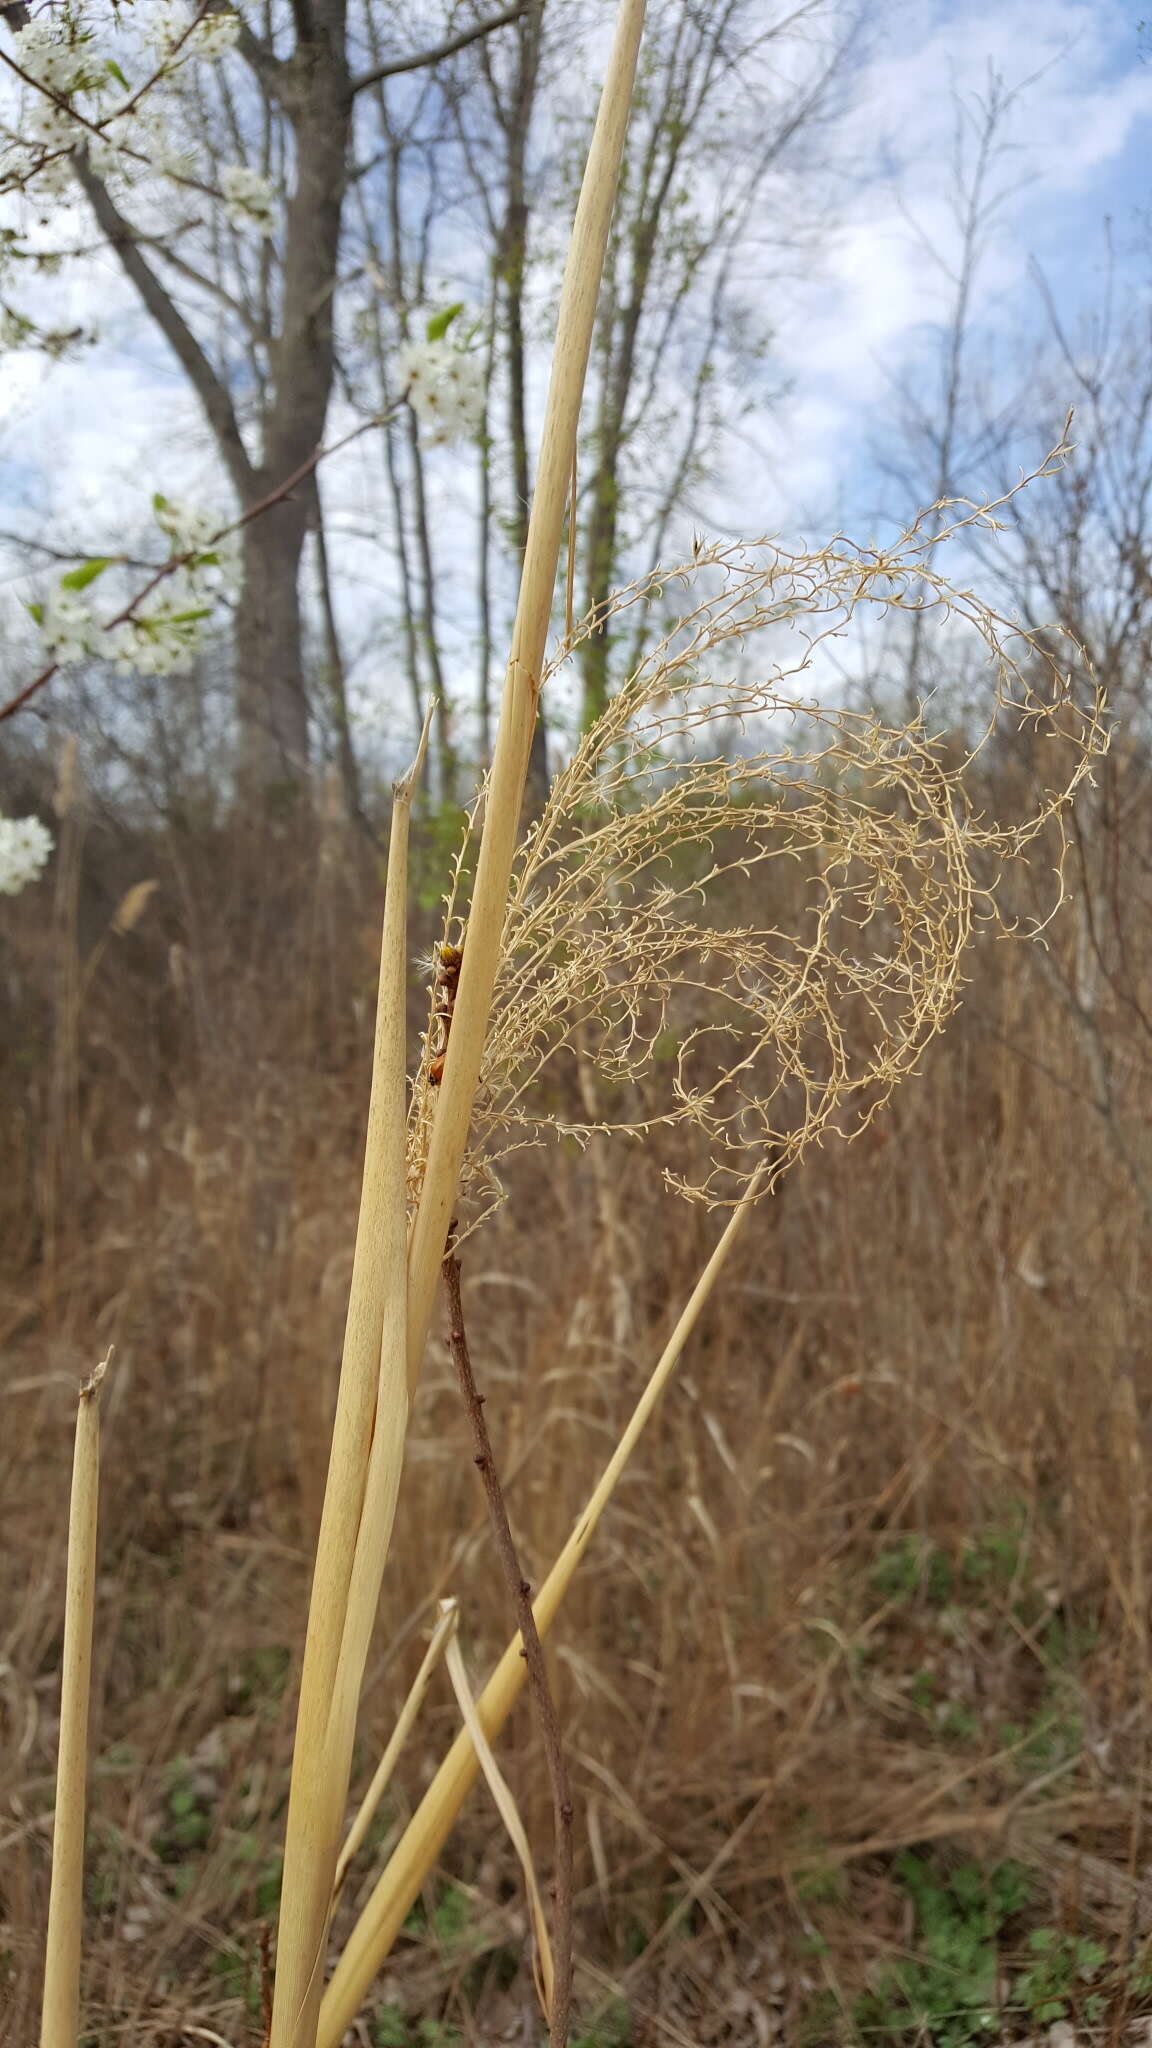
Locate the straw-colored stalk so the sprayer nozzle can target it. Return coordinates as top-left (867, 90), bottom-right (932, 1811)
top-left (333, 1599), bottom-right (459, 1901)
top-left (40, 1351), bottom-right (108, 2048)
top-left (442, 1621), bottom-right (555, 2020)
top-left (269, 720), bottom-right (429, 2048)
top-left (403, 0), bottom-right (647, 1390)
top-left (278, 5), bottom-right (646, 2026)
top-left (317, 1169), bottom-right (766, 2047)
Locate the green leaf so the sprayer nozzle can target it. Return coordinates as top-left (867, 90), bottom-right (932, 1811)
top-left (425, 302), bottom-right (464, 342)
top-left (105, 57), bottom-right (129, 88)
top-left (60, 557), bottom-right (113, 592)
top-left (152, 492), bottom-right (169, 513)
top-left (24, 600), bottom-right (43, 625)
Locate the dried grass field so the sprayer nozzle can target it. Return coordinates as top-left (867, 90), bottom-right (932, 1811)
top-left (4, 742), bottom-right (1152, 2047)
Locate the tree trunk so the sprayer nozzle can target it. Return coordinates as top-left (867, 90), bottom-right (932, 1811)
top-left (313, 504), bottom-right (365, 830)
top-left (235, 16), bottom-right (351, 804)
top-left (235, 498), bottom-right (313, 806)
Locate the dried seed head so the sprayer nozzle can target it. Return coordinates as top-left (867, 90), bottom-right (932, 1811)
top-left (408, 464), bottom-right (1107, 1230)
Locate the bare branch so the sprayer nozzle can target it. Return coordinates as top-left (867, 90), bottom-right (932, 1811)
top-left (70, 152), bottom-right (258, 501)
top-left (442, 1243), bottom-right (574, 2048)
top-left (350, 1), bottom-right (528, 97)
top-left (0, 531), bottom-right (157, 572)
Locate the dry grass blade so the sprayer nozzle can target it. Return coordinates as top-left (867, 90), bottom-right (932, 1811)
top-left (404, 0), bottom-right (648, 1387)
top-left (269, 716), bottom-right (429, 2048)
top-left (443, 1620), bottom-right (556, 2025)
top-left (40, 1350), bottom-right (108, 2048)
top-left (332, 1598), bottom-right (459, 1903)
top-left (110, 879), bottom-right (159, 935)
top-left (317, 1174), bottom-right (765, 2047)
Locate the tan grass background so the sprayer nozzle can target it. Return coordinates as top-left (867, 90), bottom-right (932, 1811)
top-left (2, 756), bottom-right (1149, 2044)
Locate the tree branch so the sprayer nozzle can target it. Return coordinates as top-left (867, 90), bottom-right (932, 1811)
top-left (0, 414), bottom-right (383, 726)
top-left (350, 1), bottom-right (528, 97)
top-left (0, 530), bottom-right (157, 572)
top-left (442, 1242), bottom-right (574, 2048)
top-left (70, 151), bottom-right (258, 502)
top-left (151, 234), bottom-right (266, 338)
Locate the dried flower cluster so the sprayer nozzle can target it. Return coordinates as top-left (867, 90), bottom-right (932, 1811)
top-left (409, 491), bottom-right (1106, 1224)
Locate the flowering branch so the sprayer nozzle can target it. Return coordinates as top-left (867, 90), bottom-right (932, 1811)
top-left (0, 7), bottom-right (260, 207)
top-left (0, 413), bottom-right (390, 725)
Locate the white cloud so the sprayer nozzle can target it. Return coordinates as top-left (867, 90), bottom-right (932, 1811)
top-left (742, 0), bottom-right (1152, 530)
top-left (2, 0), bottom-right (1149, 734)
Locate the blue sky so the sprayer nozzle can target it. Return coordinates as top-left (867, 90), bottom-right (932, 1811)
top-left (2, 0), bottom-right (1150, 734)
top-left (752, 0), bottom-right (1152, 538)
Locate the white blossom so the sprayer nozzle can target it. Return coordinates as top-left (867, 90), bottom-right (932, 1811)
top-left (394, 334), bottom-right (485, 446)
top-left (12, 22), bottom-right (93, 97)
top-left (107, 581), bottom-right (208, 675)
top-left (42, 589), bottom-right (101, 663)
top-left (154, 497), bottom-right (220, 555)
top-left (128, 105), bottom-right (200, 179)
top-left (12, 21), bottom-right (105, 171)
top-left (220, 164), bottom-right (277, 237)
top-left (152, 499), bottom-right (238, 595)
top-left (0, 814), bottom-right (54, 896)
top-left (148, 2), bottom-right (240, 66)
top-left (185, 10), bottom-right (241, 61)
top-left (28, 151), bottom-right (76, 198)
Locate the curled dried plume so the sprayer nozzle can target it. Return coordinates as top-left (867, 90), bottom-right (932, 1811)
top-left (410, 481), bottom-right (1107, 1221)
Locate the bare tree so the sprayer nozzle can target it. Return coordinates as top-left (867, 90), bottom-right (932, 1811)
top-left (3, 0), bottom-right (846, 814)
top-left (4, 1), bottom-right (529, 807)
top-left (577, 0), bottom-right (846, 727)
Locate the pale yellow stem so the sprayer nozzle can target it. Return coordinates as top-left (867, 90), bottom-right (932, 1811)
top-left (40, 1353), bottom-right (108, 2048)
top-left (443, 1623), bottom-right (555, 2022)
top-left (317, 1172), bottom-right (765, 2047)
top-left (270, 718), bottom-right (429, 2048)
top-left (333, 1599), bottom-right (459, 1902)
top-left (405, 0), bottom-right (648, 1393)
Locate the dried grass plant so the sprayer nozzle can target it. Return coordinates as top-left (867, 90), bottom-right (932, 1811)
top-left (318, 477), bottom-right (1104, 2044)
top-left (413, 482), bottom-right (1104, 1225)
top-left (32, 0), bottom-right (1112, 2040)
top-left (38, 1354), bottom-right (106, 2048)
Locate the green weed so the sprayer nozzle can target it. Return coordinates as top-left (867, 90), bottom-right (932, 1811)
top-left (1012, 1926), bottom-right (1108, 2027)
top-left (854, 1854), bottom-right (1031, 2046)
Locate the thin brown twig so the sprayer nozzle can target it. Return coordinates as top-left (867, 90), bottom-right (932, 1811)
top-left (258, 1922), bottom-right (273, 2048)
top-left (442, 1238), bottom-right (574, 2048)
top-left (350, 1), bottom-right (529, 94)
top-left (0, 412), bottom-right (388, 725)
